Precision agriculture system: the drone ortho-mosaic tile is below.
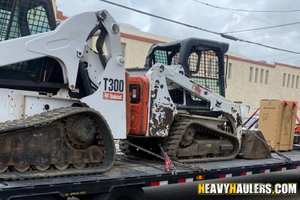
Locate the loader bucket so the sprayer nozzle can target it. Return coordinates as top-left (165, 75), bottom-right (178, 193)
top-left (238, 130), bottom-right (271, 159)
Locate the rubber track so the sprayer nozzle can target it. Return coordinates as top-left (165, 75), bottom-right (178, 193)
top-left (163, 115), bottom-right (240, 163)
top-left (0, 107), bottom-right (91, 134)
top-left (0, 107), bottom-right (115, 180)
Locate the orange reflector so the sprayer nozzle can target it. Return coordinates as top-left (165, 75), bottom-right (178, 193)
top-left (196, 175), bottom-right (205, 180)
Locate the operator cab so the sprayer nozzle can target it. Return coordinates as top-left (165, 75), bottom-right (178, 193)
top-left (0, 0), bottom-right (65, 94)
top-left (0, 0), bottom-right (56, 41)
top-left (129, 38), bottom-right (229, 110)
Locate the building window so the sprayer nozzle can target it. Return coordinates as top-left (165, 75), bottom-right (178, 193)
top-left (121, 42), bottom-right (126, 57)
top-left (254, 68), bottom-right (258, 83)
top-left (228, 63), bottom-right (232, 79)
top-left (265, 70), bottom-right (269, 84)
top-left (249, 67), bottom-right (253, 82)
top-left (283, 73), bottom-right (286, 87)
top-left (287, 74), bottom-right (291, 87)
top-left (260, 69), bottom-right (264, 84)
top-left (297, 76), bottom-right (299, 89)
top-left (292, 75), bottom-right (295, 88)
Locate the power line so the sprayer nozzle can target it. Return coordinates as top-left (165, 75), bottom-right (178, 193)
top-left (100, 0), bottom-right (220, 35)
top-left (222, 9), bottom-right (300, 34)
top-left (100, 0), bottom-right (300, 55)
top-left (193, 0), bottom-right (300, 35)
top-left (193, 0), bottom-right (300, 13)
top-left (223, 21), bottom-right (300, 34)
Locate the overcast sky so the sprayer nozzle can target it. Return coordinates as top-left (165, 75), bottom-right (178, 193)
top-left (57, 0), bottom-right (300, 66)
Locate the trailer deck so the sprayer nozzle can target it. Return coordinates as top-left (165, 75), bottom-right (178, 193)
top-left (1, 149), bottom-right (300, 200)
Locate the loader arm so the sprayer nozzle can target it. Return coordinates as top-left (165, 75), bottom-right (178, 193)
top-left (0, 10), bottom-right (122, 90)
top-left (145, 63), bottom-right (242, 142)
top-left (146, 64), bottom-right (241, 120)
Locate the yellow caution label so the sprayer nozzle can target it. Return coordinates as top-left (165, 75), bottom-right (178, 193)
top-left (65, 191), bottom-right (86, 196)
top-left (198, 183), bottom-right (298, 195)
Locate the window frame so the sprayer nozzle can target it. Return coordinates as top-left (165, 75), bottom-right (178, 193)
top-left (260, 69), bottom-right (264, 84)
top-left (265, 70), bottom-right (269, 84)
top-left (228, 63), bottom-right (232, 79)
top-left (254, 68), bottom-right (258, 83)
top-left (249, 67), bottom-right (253, 82)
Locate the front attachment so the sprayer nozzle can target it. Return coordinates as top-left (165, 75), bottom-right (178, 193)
top-left (239, 130), bottom-right (271, 159)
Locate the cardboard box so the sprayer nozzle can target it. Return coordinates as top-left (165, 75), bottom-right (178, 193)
top-left (258, 100), bottom-right (297, 151)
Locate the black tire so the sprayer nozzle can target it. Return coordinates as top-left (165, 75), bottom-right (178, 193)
top-left (14, 195), bottom-right (55, 200)
top-left (93, 186), bottom-right (146, 200)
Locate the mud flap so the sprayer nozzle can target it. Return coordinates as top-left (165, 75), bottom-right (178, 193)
top-left (238, 130), bottom-right (271, 159)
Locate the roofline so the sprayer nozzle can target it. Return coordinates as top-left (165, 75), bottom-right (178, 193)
top-left (228, 55), bottom-right (275, 68)
top-left (228, 55), bottom-right (300, 70)
top-left (121, 33), bottom-right (166, 44)
top-left (57, 10), bottom-right (68, 20)
top-left (274, 62), bottom-right (300, 70)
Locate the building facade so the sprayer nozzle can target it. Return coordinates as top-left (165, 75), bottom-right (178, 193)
top-left (54, 2), bottom-right (300, 116)
top-left (226, 57), bottom-right (300, 114)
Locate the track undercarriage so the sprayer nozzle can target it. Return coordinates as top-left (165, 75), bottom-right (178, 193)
top-left (163, 114), bottom-right (239, 163)
top-left (120, 113), bottom-right (239, 163)
top-left (0, 107), bottom-right (115, 180)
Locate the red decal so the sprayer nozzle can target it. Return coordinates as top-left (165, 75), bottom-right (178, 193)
top-left (198, 84), bottom-right (212, 93)
top-left (219, 174), bottom-right (226, 178)
top-left (178, 179), bottom-right (186, 183)
top-left (103, 92), bottom-right (124, 101)
top-left (151, 182), bottom-right (160, 186)
top-left (241, 172), bottom-right (247, 176)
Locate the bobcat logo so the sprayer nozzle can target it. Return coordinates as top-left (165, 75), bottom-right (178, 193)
top-left (192, 84), bottom-right (201, 95)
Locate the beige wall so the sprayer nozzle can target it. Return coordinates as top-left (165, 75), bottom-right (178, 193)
top-left (271, 64), bottom-right (300, 101)
top-left (121, 37), bottom-right (153, 68)
top-left (226, 59), bottom-right (300, 114)
top-left (120, 24), bottom-right (175, 68)
top-left (225, 60), bottom-right (274, 111)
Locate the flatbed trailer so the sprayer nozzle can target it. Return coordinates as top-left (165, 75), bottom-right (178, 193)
top-left (1, 148), bottom-right (300, 200)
